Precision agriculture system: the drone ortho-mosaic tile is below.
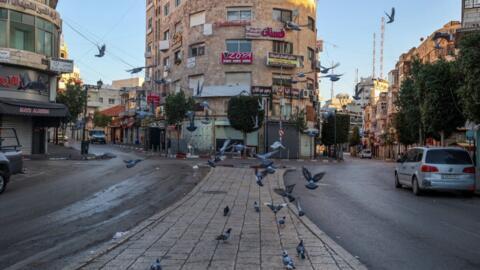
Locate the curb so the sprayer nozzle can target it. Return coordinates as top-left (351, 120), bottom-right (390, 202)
top-left (277, 170), bottom-right (367, 270)
top-left (66, 169), bottom-right (214, 270)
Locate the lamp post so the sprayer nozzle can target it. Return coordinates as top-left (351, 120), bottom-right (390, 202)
top-left (81, 79), bottom-right (103, 155)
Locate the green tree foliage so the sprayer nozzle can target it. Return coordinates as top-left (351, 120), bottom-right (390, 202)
top-left (457, 32), bottom-right (480, 123)
top-left (93, 111), bottom-right (112, 127)
top-left (227, 95), bottom-right (265, 134)
top-left (165, 91), bottom-right (194, 126)
top-left (321, 113), bottom-right (350, 146)
top-left (291, 109), bottom-right (308, 132)
top-left (349, 126), bottom-right (361, 147)
top-left (56, 84), bottom-right (86, 123)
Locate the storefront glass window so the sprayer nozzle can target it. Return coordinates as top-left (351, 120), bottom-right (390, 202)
top-left (10, 11), bottom-right (35, 52)
top-left (0, 9), bottom-right (7, 47)
top-left (36, 17), bottom-right (54, 56)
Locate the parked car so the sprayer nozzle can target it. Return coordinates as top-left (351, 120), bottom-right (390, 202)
top-left (89, 130), bottom-right (106, 144)
top-left (0, 128), bottom-right (23, 194)
top-left (395, 147), bottom-right (476, 196)
top-left (360, 149), bottom-right (373, 159)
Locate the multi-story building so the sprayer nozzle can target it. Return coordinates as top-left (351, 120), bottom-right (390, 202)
top-left (145, 0), bottom-right (319, 158)
top-left (58, 37), bottom-right (82, 92)
top-left (461, 0), bottom-right (480, 32)
top-left (0, 0), bottom-right (72, 155)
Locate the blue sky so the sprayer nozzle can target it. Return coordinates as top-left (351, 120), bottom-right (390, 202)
top-left (58, 0), bottom-right (461, 98)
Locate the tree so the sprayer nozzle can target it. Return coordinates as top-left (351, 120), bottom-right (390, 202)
top-left (93, 111), bottom-right (112, 128)
top-left (56, 84), bottom-right (86, 123)
top-left (165, 91), bottom-right (194, 153)
top-left (227, 95), bottom-right (264, 156)
top-left (349, 126), bottom-right (361, 147)
top-left (395, 77), bottom-right (421, 146)
top-left (321, 113), bottom-right (349, 158)
top-left (457, 32), bottom-right (480, 123)
top-left (420, 60), bottom-right (464, 145)
top-left (291, 109), bottom-right (307, 132)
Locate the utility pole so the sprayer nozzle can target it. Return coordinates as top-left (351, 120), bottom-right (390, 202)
top-left (330, 61), bottom-right (335, 100)
top-left (372, 33), bottom-right (376, 79)
top-left (380, 17), bottom-right (385, 79)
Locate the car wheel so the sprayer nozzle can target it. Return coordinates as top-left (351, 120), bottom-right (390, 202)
top-left (395, 173), bottom-right (402, 188)
top-left (0, 172), bottom-right (8, 194)
top-left (412, 177), bottom-right (422, 196)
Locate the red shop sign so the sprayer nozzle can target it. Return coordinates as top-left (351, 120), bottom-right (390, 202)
top-left (0, 75), bottom-right (21, 89)
top-left (246, 27), bottom-right (286, 40)
top-left (221, 52), bottom-right (253, 64)
top-left (147, 94), bottom-right (160, 105)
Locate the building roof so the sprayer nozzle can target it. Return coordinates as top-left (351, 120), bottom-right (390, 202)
top-left (198, 85), bottom-right (250, 98)
top-left (99, 105), bottom-right (124, 117)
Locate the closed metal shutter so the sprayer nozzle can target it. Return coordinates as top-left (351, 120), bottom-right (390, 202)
top-left (1, 116), bottom-right (32, 155)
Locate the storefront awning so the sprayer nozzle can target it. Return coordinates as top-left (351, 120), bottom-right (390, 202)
top-left (0, 98), bottom-right (68, 118)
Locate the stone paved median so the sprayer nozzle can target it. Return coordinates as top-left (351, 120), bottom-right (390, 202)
top-left (70, 167), bottom-right (366, 270)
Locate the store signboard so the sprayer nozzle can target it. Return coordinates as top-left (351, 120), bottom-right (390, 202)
top-left (221, 52), bottom-right (253, 64)
top-left (0, 50), bottom-right (10, 62)
top-left (246, 27), bottom-right (286, 40)
top-left (266, 52), bottom-right (303, 68)
top-left (49, 59), bottom-right (74, 73)
top-left (0, 66), bottom-right (49, 94)
top-left (251, 86), bottom-right (272, 96)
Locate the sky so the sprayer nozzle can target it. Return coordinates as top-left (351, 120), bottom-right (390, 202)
top-left (58, 0), bottom-right (461, 98)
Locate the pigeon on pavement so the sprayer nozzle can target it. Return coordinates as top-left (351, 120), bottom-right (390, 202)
top-left (296, 200), bottom-right (305, 217)
top-left (385, 7), bottom-right (395, 24)
top-left (296, 240), bottom-right (306, 259)
top-left (216, 228), bottom-right (232, 241)
top-left (254, 201), bottom-right (260, 212)
top-left (278, 216), bottom-right (286, 227)
top-left (150, 259), bottom-right (162, 270)
top-left (282, 251), bottom-right (296, 269)
top-left (208, 159), bottom-right (216, 168)
top-left (124, 159), bottom-right (143, 168)
top-left (265, 202), bottom-right (288, 214)
top-left (274, 184), bottom-right (296, 202)
top-left (223, 206), bottom-right (230, 217)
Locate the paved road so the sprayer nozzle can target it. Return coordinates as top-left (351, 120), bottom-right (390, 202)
top-left (0, 144), bottom-right (208, 270)
top-left (285, 157), bottom-right (480, 270)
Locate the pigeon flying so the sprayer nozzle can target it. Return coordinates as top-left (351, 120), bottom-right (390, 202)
top-left (385, 7), bottom-right (395, 24)
top-left (270, 141), bottom-right (286, 150)
top-left (302, 167), bottom-right (325, 183)
top-left (207, 159), bottom-right (216, 168)
top-left (95, 44), bottom-right (106, 57)
top-left (282, 251), bottom-right (296, 269)
top-left (216, 228), bottom-right (232, 241)
top-left (150, 259), bottom-right (162, 270)
top-left (223, 206), bottom-right (230, 217)
top-left (265, 202), bottom-right (288, 214)
top-left (255, 168), bottom-right (268, 187)
top-left (254, 201), bottom-right (260, 212)
top-left (319, 62), bottom-right (340, 74)
top-left (274, 184), bottom-right (296, 202)
top-left (296, 240), bottom-right (306, 259)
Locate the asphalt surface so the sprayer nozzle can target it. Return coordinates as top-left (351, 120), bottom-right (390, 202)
top-left (285, 157), bottom-right (480, 270)
top-left (0, 144), bottom-right (208, 270)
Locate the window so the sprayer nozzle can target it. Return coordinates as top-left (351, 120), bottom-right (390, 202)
top-left (226, 72), bottom-right (251, 86)
top-left (190, 11), bottom-right (206, 27)
top-left (148, 17), bottom-right (153, 31)
top-left (163, 56), bottom-right (170, 67)
top-left (308, 47), bottom-right (315, 62)
top-left (0, 9), bottom-right (7, 47)
top-left (227, 8), bottom-right (252, 21)
top-left (175, 0), bottom-right (181, 7)
top-left (189, 43), bottom-right (205, 57)
top-left (108, 98), bottom-right (115, 104)
top-left (189, 75), bottom-right (204, 92)
top-left (163, 30), bottom-right (170, 40)
top-left (273, 41), bottom-right (293, 54)
top-left (426, 149), bottom-right (473, 165)
top-left (174, 50), bottom-right (182, 63)
top-left (272, 75), bottom-right (293, 87)
top-left (175, 21), bottom-right (183, 33)
top-left (273, 8), bottom-right (292, 23)
top-left (172, 80), bottom-right (181, 93)
top-left (164, 3), bottom-right (170, 16)
top-left (99, 97), bottom-right (104, 103)
top-left (36, 17), bottom-right (54, 56)
top-left (10, 11), bottom-right (35, 52)
top-left (226, 40), bottom-right (251, 52)
top-left (308, 17), bottom-right (315, 31)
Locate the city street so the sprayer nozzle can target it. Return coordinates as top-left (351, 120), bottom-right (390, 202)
top-left (285, 157), bottom-right (480, 270)
top-left (0, 145), bottom-right (208, 270)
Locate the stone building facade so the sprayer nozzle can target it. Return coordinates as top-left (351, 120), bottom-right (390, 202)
top-left (0, 0), bottom-right (70, 155)
top-left (145, 0), bottom-right (319, 157)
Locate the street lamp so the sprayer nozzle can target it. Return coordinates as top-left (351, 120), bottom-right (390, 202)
top-left (81, 79), bottom-right (103, 155)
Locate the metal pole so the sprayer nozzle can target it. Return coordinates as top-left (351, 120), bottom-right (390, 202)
top-left (334, 110), bottom-right (337, 159)
top-left (81, 86), bottom-right (89, 155)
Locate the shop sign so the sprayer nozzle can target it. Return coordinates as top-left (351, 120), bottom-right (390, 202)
top-left (246, 27), bottom-right (286, 40)
top-left (0, 50), bottom-right (10, 62)
top-left (0, 66), bottom-right (50, 94)
top-left (147, 94), bottom-right (160, 106)
top-left (273, 86), bottom-right (300, 98)
top-left (214, 20), bottom-right (251, 27)
top-left (251, 86), bottom-right (272, 96)
top-left (49, 58), bottom-right (74, 73)
top-left (0, 0), bottom-right (61, 25)
top-left (221, 52), bottom-right (253, 64)
top-left (266, 52), bottom-right (303, 68)
top-left (19, 107), bottom-right (50, 115)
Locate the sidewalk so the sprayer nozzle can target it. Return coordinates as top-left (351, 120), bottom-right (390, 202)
top-left (68, 167), bottom-right (366, 270)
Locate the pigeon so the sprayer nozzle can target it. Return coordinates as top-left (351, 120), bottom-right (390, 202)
top-left (219, 139), bottom-right (232, 157)
top-left (321, 74), bottom-right (343, 82)
top-left (319, 63), bottom-right (340, 74)
top-left (302, 167), bottom-right (325, 183)
top-left (201, 110), bottom-right (211, 125)
top-left (285, 21), bottom-right (301, 31)
top-left (270, 141), bottom-right (286, 150)
top-left (296, 240), bottom-right (306, 259)
top-left (385, 7), bottom-right (395, 24)
top-left (185, 111), bottom-right (197, 132)
top-left (305, 181), bottom-right (319, 190)
top-left (274, 184), bottom-right (296, 202)
top-left (254, 201), bottom-right (260, 212)
top-left (255, 168), bottom-right (268, 187)
top-left (150, 259), bottom-right (162, 270)
top-left (154, 78), bottom-right (167, 85)
top-left (216, 228), bottom-right (232, 241)
top-left (255, 150), bottom-right (279, 162)
top-left (251, 115), bottom-right (259, 129)
top-left (208, 140), bottom-right (232, 167)
top-left (282, 251), bottom-right (296, 269)
top-left (260, 159), bottom-right (275, 169)
top-left (223, 206), bottom-right (230, 217)
top-left (95, 44), bottom-right (106, 57)
top-left (278, 216), bottom-right (286, 227)
top-left (200, 100), bottom-right (211, 110)
top-left (232, 143), bottom-right (246, 154)
top-left (207, 159), bottom-right (216, 168)
top-left (265, 202), bottom-right (288, 214)
top-left (124, 159), bottom-right (142, 168)
top-left (296, 200), bottom-right (305, 217)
